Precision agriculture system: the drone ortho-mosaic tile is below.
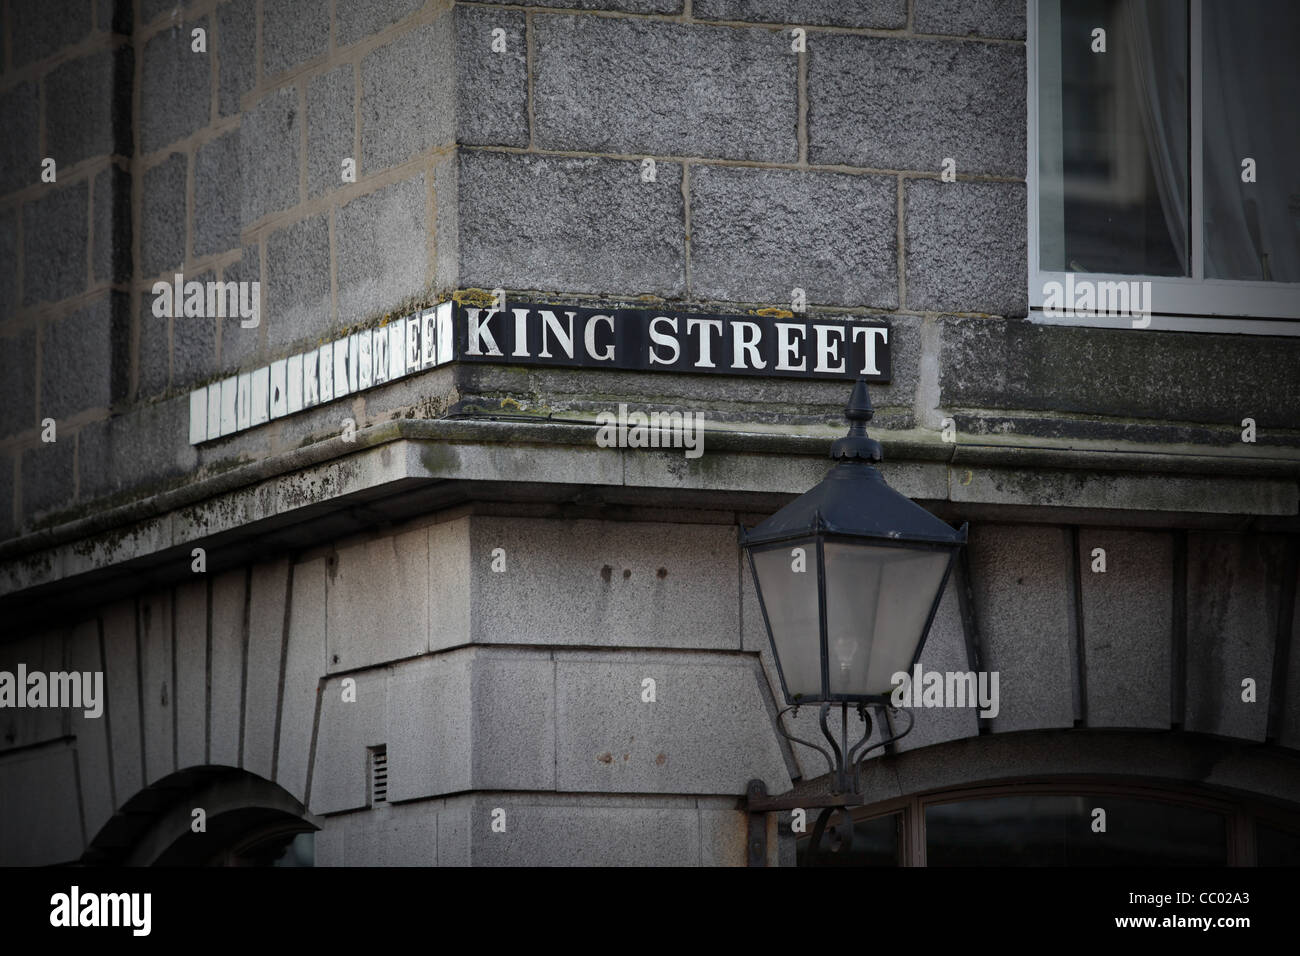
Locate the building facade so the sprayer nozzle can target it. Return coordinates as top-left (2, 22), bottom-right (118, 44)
top-left (0, 0), bottom-right (1298, 866)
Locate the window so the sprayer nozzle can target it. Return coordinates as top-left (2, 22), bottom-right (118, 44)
top-left (925, 794), bottom-right (1225, 866)
top-left (794, 781), bottom-right (1300, 866)
top-left (1028, 0), bottom-right (1300, 333)
top-left (228, 829), bottom-right (316, 867)
top-left (1256, 822), bottom-right (1300, 866)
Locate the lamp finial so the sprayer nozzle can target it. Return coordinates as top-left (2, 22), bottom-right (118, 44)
top-left (830, 378), bottom-right (884, 461)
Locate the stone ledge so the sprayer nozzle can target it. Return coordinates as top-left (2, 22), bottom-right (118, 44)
top-left (0, 420), bottom-right (1296, 621)
top-left (17, 413), bottom-right (1300, 551)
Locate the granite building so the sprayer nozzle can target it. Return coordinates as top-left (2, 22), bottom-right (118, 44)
top-left (0, 0), bottom-right (1298, 867)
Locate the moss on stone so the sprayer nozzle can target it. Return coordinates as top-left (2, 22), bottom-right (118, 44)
top-left (454, 288), bottom-right (499, 307)
top-left (417, 442), bottom-right (461, 476)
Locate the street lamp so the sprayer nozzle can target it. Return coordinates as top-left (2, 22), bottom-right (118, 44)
top-left (741, 378), bottom-right (967, 801)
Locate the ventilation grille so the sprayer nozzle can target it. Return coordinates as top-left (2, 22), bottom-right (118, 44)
top-left (369, 745), bottom-right (388, 805)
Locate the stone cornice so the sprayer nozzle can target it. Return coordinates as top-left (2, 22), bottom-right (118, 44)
top-left (1, 416), bottom-right (1297, 624)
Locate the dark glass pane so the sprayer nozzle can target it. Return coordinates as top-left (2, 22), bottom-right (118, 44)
top-left (270, 831), bottom-right (315, 867)
top-left (234, 830), bottom-right (315, 867)
top-left (1203, 1), bottom-right (1300, 282)
top-left (1039, 0), bottom-right (1189, 276)
top-left (1257, 823), bottom-right (1300, 866)
top-left (926, 794), bottom-right (1226, 866)
top-left (797, 811), bottom-right (901, 867)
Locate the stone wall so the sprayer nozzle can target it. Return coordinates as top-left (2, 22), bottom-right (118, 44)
top-left (1, 0), bottom-right (455, 540)
top-left (1, 0), bottom-right (1298, 867)
top-left (3, 0), bottom-right (1296, 546)
top-left (3, 503), bottom-right (1297, 865)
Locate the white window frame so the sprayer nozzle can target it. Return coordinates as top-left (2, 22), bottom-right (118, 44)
top-left (1026, 0), bottom-right (1300, 336)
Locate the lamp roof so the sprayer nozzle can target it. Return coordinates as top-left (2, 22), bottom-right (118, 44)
top-left (743, 459), bottom-right (966, 546)
top-left (743, 378), bottom-right (966, 548)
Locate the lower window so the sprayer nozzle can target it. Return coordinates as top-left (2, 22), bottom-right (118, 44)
top-left (795, 781), bottom-right (1299, 866)
top-left (925, 794), bottom-right (1224, 865)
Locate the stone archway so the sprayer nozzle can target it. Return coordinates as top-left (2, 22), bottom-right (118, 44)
top-left (84, 766), bottom-right (319, 866)
top-left (773, 729), bottom-right (1300, 866)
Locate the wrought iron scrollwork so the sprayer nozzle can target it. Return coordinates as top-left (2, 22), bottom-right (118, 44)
top-left (773, 702), bottom-right (916, 797)
top-left (771, 702), bottom-right (915, 857)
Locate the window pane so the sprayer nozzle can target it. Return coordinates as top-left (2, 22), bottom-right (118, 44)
top-left (926, 794), bottom-right (1226, 865)
top-left (797, 811), bottom-right (901, 867)
top-left (1203, 1), bottom-right (1300, 282)
top-left (275, 831), bottom-right (316, 867)
top-left (1257, 823), bottom-right (1300, 866)
top-left (1039, 0), bottom-right (1189, 276)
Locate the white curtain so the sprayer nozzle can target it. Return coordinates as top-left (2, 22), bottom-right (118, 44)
top-left (1122, 0), bottom-right (1190, 274)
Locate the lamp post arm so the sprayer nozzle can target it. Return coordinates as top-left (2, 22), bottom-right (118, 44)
top-left (772, 703), bottom-right (838, 779)
top-left (819, 702), bottom-right (847, 792)
top-left (845, 703), bottom-right (877, 766)
top-left (851, 706), bottom-right (915, 791)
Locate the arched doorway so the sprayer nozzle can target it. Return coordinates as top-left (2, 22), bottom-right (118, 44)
top-left (83, 767), bottom-right (319, 866)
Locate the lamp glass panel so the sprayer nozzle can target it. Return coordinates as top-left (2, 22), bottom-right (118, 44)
top-left (751, 541), bottom-right (823, 701)
top-left (823, 543), bottom-right (950, 697)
